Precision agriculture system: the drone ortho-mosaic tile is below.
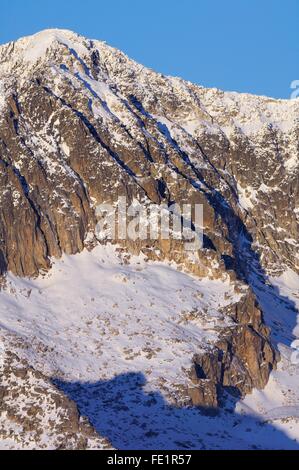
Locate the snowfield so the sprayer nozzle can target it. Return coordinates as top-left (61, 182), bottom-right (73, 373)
top-left (1, 245), bottom-right (238, 385)
top-left (0, 245), bottom-right (299, 449)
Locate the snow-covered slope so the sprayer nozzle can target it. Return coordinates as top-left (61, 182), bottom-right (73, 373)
top-left (0, 334), bottom-right (112, 450)
top-left (0, 245), bottom-right (298, 449)
top-left (238, 270), bottom-right (299, 447)
top-left (1, 245), bottom-right (237, 387)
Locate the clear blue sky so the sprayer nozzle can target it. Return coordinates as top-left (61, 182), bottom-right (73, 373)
top-left (1, 0), bottom-right (298, 98)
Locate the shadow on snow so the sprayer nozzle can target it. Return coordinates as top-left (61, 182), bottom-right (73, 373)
top-left (55, 372), bottom-right (299, 450)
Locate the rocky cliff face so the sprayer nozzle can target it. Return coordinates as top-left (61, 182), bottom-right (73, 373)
top-left (0, 30), bottom-right (298, 442)
top-left (0, 30), bottom-right (298, 279)
top-left (190, 289), bottom-right (277, 407)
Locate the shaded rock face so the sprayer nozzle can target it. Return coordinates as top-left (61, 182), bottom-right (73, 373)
top-left (0, 30), bottom-right (296, 408)
top-left (187, 380), bottom-right (218, 410)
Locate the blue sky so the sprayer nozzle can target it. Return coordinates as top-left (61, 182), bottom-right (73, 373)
top-left (1, 0), bottom-right (298, 98)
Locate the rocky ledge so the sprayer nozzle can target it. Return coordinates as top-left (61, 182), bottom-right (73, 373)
top-left (188, 289), bottom-right (279, 408)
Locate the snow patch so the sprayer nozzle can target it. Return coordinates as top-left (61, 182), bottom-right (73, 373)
top-left (0, 80), bottom-right (6, 113)
top-left (61, 141), bottom-right (70, 157)
top-left (19, 29), bottom-right (90, 63)
top-left (285, 154), bottom-right (298, 172)
top-left (237, 183), bottom-right (257, 210)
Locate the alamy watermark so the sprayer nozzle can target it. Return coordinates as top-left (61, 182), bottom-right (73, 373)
top-left (291, 339), bottom-right (299, 365)
top-left (290, 80), bottom-right (299, 99)
top-left (95, 197), bottom-right (203, 252)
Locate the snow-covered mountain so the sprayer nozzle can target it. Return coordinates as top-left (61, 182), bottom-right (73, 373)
top-left (0, 29), bottom-right (298, 450)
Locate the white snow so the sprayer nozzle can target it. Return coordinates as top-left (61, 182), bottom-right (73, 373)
top-left (19, 29), bottom-right (89, 63)
top-left (1, 245), bottom-right (299, 449)
top-left (237, 183), bottom-right (257, 210)
top-left (237, 269), bottom-right (299, 445)
top-left (0, 334), bottom-right (110, 450)
top-left (0, 244), bottom-right (236, 387)
top-left (61, 141), bottom-right (70, 157)
top-left (0, 79), bottom-right (6, 114)
top-left (285, 154), bottom-right (299, 172)
top-left (270, 269), bottom-right (299, 337)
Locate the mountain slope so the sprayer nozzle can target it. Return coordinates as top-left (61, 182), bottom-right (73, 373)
top-left (0, 29), bottom-right (298, 278)
top-left (0, 29), bottom-right (298, 449)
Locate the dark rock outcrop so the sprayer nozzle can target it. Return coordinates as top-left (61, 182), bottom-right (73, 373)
top-left (189, 291), bottom-right (279, 407)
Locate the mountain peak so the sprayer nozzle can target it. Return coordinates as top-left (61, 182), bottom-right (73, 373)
top-left (0, 28), bottom-right (94, 65)
top-left (2, 28), bottom-right (87, 48)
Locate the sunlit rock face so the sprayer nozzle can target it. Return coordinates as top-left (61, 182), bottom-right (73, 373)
top-left (0, 29), bottom-right (298, 278)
